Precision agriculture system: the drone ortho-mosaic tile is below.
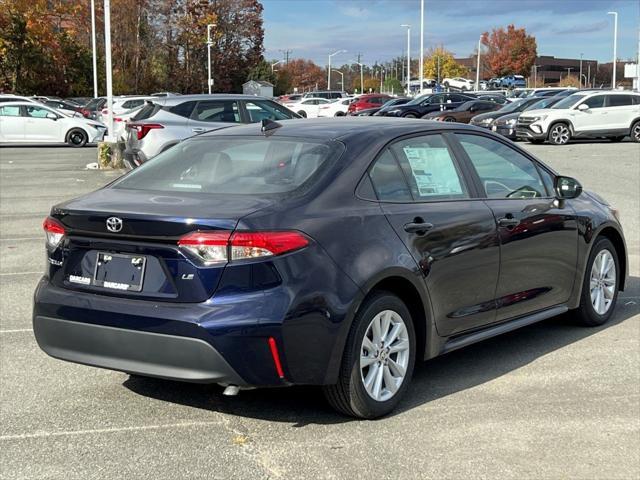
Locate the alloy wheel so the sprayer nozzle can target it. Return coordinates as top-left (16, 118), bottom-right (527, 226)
top-left (589, 249), bottom-right (616, 315)
top-left (633, 123), bottom-right (640, 142)
top-left (360, 310), bottom-right (410, 402)
top-left (550, 124), bottom-right (570, 145)
top-left (70, 132), bottom-right (85, 145)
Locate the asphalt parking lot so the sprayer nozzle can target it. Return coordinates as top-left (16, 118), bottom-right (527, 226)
top-left (1, 142), bottom-right (639, 479)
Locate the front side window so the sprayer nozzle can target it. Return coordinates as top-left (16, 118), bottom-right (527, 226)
top-left (581, 95), bottom-right (605, 109)
top-left (25, 105), bottom-right (53, 118)
top-left (113, 136), bottom-right (341, 196)
top-left (0, 105), bottom-right (21, 116)
top-left (244, 100), bottom-right (295, 122)
top-left (193, 101), bottom-right (240, 123)
top-left (391, 134), bottom-right (468, 201)
top-left (456, 134), bottom-right (547, 199)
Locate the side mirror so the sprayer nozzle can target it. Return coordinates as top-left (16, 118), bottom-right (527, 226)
top-left (555, 176), bottom-right (582, 199)
top-left (46, 112), bottom-right (58, 120)
top-left (577, 103), bottom-right (589, 112)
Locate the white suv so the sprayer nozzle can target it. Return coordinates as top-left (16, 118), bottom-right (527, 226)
top-left (517, 90), bottom-right (640, 145)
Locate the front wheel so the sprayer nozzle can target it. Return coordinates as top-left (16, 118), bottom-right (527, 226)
top-left (443, 117), bottom-right (456, 122)
top-left (323, 292), bottom-right (416, 419)
top-left (572, 237), bottom-right (619, 326)
top-left (297, 110), bottom-right (307, 118)
top-left (66, 128), bottom-right (88, 147)
top-left (548, 123), bottom-right (571, 145)
top-left (630, 120), bottom-right (640, 143)
top-left (403, 113), bottom-right (417, 119)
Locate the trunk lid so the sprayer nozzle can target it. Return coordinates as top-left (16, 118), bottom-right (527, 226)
top-left (49, 189), bottom-right (273, 303)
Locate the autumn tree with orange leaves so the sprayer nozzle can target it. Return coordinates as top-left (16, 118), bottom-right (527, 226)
top-left (481, 25), bottom-right (537, 78)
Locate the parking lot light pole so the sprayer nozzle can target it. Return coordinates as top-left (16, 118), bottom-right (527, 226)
top-left (207, 23), bottom-right (216, 94)
top-left (328, 50), bottom-right (346, 90)
top-left (271, 60), bottom-right (283, 73)
top-left (608, 11), bottom-right (618, 88)
top-left (401, 24), bottom-right (411, 94)
top-left (419, 0), bottom-right (424, 94)
top-left (579, 53), bottom-right (583, 88)
top-left (332, 69), bottom-right (344, 90)
top-left (103, 0), bottom-right (114, 142)
top-left (90, 0), bottom-right (98, 98)
top-left (355, 61), bottom-right (364, 94)
top-left (475, 35), bottom-right (481, 91)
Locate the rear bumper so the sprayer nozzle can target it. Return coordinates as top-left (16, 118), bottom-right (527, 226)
top-left (34, 315), bottom-right (245, 385)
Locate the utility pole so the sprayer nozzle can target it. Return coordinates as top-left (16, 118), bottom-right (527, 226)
top-left (279, 49), bottom-right (292, 65)
top-left (90, 0), bottom-right (98, 98)
top-left (207, 23), bottom-right (216, 94)
top-left (587, 63), bottom-right (591, 88)
top-left (608, 11), bottom-right (618, 88)
top-left (355, 61), bottom-right (364, 94)
top-left (401, 24), bottom-right (411, 94)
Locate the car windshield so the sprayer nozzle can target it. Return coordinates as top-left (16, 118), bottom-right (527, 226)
top-left (551, 94), bottom-right (587, 109)
top-left (497, 99), bottom-right (528, 113)
top-left (113, 136), bottom-right (343, 196)
top-left (407, 94), bottom-right (430, 105)
top-left (382, 98), bottom-right (406, 108)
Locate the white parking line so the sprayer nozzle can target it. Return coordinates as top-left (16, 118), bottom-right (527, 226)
top-left (0, 421), bottom-right (223, 441)
top-left (0, 271), bottom-right (42, 276)
top-left (0, 329), bottom-right (33, 334)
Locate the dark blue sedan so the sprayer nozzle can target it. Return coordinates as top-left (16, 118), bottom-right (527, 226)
top-left (34, 118), bottom-right (627, 418)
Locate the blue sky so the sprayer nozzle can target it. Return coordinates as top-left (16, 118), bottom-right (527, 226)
top-left (262, 0), bottom-right (640, 66)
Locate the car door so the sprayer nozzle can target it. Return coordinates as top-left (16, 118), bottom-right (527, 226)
top-left (0, 104), bottom-right (26, 141)
top-left (453, 133), bottom-right (578, 322)
top-left (604, 94), bottom-right (638, 130)
top-left (23, 105), bottom-right (62, 142)
top-left (571, 94), bottom-right (607, 133)
top-left (188, 100), bottom-right (241, 134)
top-left (367, 133), bottom-right (500, 336)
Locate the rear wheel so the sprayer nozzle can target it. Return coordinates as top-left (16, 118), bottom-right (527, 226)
top-left (323, 292), bottom-right (416, 419)
top-left (548, 123), bottom-right (571, 145)
top-left (573, 237), bottom-right (619, 327)
top-left (403, 113), bottom-right (417, 119)
top-left (443, 117), bottom-right (456, 122)
top-left (630, 120), bottom-right (640, 143)
top-left (297, 110), bottom-right (307, 118)
top-left (66, 128), bottom-right (88, 147)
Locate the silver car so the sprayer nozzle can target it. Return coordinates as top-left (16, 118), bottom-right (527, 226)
top-left (124, 94), bottom-right (300, 167)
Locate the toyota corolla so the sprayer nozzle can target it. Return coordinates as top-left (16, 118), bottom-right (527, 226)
top-left (33, 118), bottom-right (627, 418)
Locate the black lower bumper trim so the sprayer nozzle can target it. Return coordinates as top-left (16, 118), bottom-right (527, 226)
top-left (33, 316), bottom-right (246, 385)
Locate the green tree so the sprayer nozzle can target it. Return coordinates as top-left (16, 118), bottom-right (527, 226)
top-left (383, 77), bottom-right (404, 95)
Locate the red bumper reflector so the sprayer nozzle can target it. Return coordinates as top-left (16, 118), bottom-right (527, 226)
top-left (268, 337), bottom-right (285, 379)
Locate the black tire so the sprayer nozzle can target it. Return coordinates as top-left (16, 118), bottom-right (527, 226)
top-left (630, 120), bottom-right (640, 143)
top-left (443, 117), bottom-right (456, 122)
top-left (403, 113), bottom-right (417, 119)
top-left (297, 110), bottom-right (307, 118)
top-left (609, 136), bottom-right (625, 142)
top-left (548, 122), bottom-right (571, 145)
top-left (572, 237), bottom-right (620, 327)
top-left (528, 139), bottom-right (545, 144)
top-left (335, 112), bottom-right (345, 117)
top-left (323, 292), bottom-right (416, 419)
top-left (66, 128), bottom-right (88, 147)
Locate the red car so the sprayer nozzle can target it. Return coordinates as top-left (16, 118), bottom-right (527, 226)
top-left (347, 94), bottom-right (391, 114)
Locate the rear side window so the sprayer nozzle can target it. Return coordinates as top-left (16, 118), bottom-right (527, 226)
top-left (193, 101), bottom-right (240, 123)
top-left (167, 101), bottom-right (196, 118)
top-left (369, 150), bottom-right (412, 202)
top-left (391, 134), bottom-right (468, 201)
top-left (0, 105), bottom-right (21, 116)
top-left (113, 136), bottom-right (342, 195)
top-left (606, 95), bottom-right (633, 107)
top-left (133, 102), bottom-right (161, 120)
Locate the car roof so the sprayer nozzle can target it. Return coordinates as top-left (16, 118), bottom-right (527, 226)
top-left (201, 116), bottom-right (480, 142)
top-left (148, 94), bottom-right (275, 106)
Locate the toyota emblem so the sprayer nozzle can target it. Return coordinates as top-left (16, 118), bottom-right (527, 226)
top-left (106, 217), bottom-right (123, 233)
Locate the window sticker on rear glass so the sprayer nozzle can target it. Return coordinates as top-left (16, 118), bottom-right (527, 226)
top-left (402, 147), bottom-right (464, 197)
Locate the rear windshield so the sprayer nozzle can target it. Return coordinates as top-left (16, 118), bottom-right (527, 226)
top-left (84, 98), bottom-right (105, 110)
top-left (113, 136), bottom-right (343, 195)
top-left (133, 102), bottom-right (161, 120)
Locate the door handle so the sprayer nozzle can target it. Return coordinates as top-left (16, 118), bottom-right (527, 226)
top-left (192, 127), bottom-right (206, 133)
top-left (498, 216), bottom-right (520, 228)
top-left (403, 222), bottom-right (434, 234)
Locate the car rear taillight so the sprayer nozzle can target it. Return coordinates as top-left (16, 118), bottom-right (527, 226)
top-left (43, 217), bottom-right (65, 248)
top-left (128, 123), bottom-right (164, 140)
top-left (177, 231), bottom-right (309, 265)
top-left (81, 108), bottom-right (91, 118)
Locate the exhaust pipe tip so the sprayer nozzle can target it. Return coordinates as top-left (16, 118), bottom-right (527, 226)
top-left (223, 385), bottom-right (240, 396)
